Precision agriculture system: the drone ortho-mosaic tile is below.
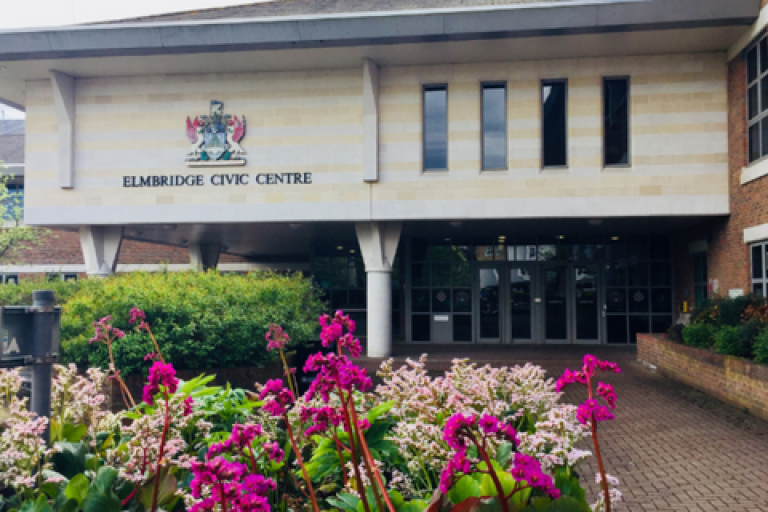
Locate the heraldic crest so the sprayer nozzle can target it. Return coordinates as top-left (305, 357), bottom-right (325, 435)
top-left (186, 100), bottom-right (246, 166)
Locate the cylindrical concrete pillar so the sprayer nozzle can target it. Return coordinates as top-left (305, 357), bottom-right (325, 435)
top-left (366, 270), bottom-right (392, 358)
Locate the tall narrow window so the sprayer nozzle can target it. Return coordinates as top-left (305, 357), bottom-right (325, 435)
top-left (747, 35), bottom-right (768, 164)
top-left (604, 77), bottom-right (630, 166)
top-left (423, 85), bottom-right (448, 171)
top-left (542, 80), bottom-right (567, 167)
top-left (482, 83), bottom-right (507, 169)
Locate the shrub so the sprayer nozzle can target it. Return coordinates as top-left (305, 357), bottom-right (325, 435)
top-left (0, 275), bottom-right (84, 306)
top-left (754, 330), bottom-right (768, 364)
top-left (60, 270), bottom-right (324, 376)
top-left (682, 323), bottom-right (716, 348)
top-left (712, 321), bottom-right (760, 359)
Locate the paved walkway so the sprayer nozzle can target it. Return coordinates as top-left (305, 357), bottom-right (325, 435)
top-left (365, 346), bottom-right (768, 511)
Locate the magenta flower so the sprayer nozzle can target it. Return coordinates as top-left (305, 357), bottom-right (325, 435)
top-left (576, 399), bottom-right (615, 425)
top-left (304, 352), bottom-right (372, 402)
top-left (318, 311), bottom-right (362, 357)
top-left (129, 307), bottom-right (146, 325)
top-left (183, 396), bottom-right (194, 417)
top-left (262, 441), bottom-right (284, 463)
top-left (596, 382), bottom-right (617, 409)
top-left (89, 316), bottom-right (125, 343)
top-left (439, 452), bottom-right (471, 493)
top-left (443, 413), bottom-right (476, 454)
top-left (258, 379), bottom-right (295, 417)
top-left (142, 361), bottom-right (178, 405)
top-left (265, 324), bottom-right (290, 352)
top-left (478, 414), bottom-right (500, 434)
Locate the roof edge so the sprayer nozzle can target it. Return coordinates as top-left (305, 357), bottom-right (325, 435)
top-left (0, 0), bottom-right (760, 62)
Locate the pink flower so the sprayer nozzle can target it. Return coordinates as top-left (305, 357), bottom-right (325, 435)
top-left (265, 324), bottom-right (290, 352)
top-left (443, 413), bottom-right (476, 453)
top-left (577, 398), bottom-right (615, 425)
top-left (478, 414), bottom-right (500, 434)
top-left (129, 307), bottom-right (146, 325)
top-left (142, 361), bottom-right (178, 405)
top-left (258, 379), bottom-right (294, 418)
top-left (183, 396), bottom-right (194, 416)
top-left (597, 382), bottom-right (617, 409)
top-left (262, 441), bottom-right (284, 463)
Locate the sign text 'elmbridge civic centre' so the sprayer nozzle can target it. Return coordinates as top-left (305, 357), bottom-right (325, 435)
top-left (123, 173), bottom-right (313, 188)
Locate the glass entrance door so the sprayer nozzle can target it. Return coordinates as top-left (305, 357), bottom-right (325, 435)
top-left (509, 265), bottom-right (535, 343)
top-left (543, 265), bottom-right (569, 343)
top-left (477, 265), bottom-right (502, 343)
top-left (574, 265), bottom-right (601, 343)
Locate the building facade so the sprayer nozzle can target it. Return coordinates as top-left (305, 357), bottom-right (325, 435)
top-left (0, 0), bottom-right (765, 356)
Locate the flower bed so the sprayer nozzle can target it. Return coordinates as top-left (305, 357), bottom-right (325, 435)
top-left (637, 333), bottom-right (768, 421)
top-left (0, 309), bottom-right (626, 512)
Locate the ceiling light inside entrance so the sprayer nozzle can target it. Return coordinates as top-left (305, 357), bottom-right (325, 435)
top-left (589, 219), bottom-right (603, 226)
top-left (449, 221), bottom-right (463, 228)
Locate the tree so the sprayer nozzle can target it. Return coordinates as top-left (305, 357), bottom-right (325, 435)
top-left (0, 163), bottom-right (49, 264)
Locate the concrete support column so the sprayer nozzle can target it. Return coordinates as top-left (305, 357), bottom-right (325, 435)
top-left (355, 221), bottom-right (402, 357)
top-left (50, 70), bottom-right (76, 189)
top-left (189, 242), bottom-right (221, 271)
top-left (79, 226), bottom-right (123, 277)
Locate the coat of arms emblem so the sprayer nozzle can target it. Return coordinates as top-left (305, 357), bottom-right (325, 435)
top-left (185, 100), bottom-right (246, 166)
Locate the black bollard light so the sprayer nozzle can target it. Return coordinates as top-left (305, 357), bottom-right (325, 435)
top-left (1, 290), bottom-right (61, 444)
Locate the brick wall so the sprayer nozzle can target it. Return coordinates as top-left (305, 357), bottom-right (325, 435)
top-left (8, 228), bottom-right (248, 268)
top-left (670, 52), bottom-right (767, 312)
top-left (637, 333), bottom-right (768, 421)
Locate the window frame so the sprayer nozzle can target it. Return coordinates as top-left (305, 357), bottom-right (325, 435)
top-left (602, 76), bottom-right (631, 168)
top-left (481, 82), bottom-right (508, 171)
top-left (751, 241), bottom-right (768, 296)
top-left (422, 84), bottom-right (449, 172)
top-left (540, 78), bottom-right (569, 169)
top-left (746, 33), bottom-right (768, 165)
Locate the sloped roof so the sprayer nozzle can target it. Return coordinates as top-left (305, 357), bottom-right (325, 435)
top-left (0, 120), bottom-right (24, 165)
top-left (112, 0), bottom-right (576, 23)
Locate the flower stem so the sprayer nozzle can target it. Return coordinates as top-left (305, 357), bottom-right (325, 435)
top-left (587, 373), bottom-right (611, 512)
top-left (473, 436), bottom-right (509, 512)
top-left (284, 419), bottom-right (320, 512)
top-left (348, 395), bottom-right (396, 512)
top-left (335, 386), bottom-right (371, 512)
top-left (278, 349), bottom-right (297, 398)
top-left (144, 325), bottom-right (165, 364)
top-left (591, 419), bottom-right (611, 512)
top-left (150, 391), bottom-right (171, 512)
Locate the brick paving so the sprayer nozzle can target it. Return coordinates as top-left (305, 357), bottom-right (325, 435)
top-left (366, 345), bottom-right (768, 511)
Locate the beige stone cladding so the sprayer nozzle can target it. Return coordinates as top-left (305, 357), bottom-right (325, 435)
top-left (375, 53), bottom-right (729, 220)
top-left (24, 53), bottom-right (729, 225)
top-left (24, 68), bottom-right (367, 225)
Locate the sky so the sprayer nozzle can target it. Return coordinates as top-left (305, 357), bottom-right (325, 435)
top-left (0, 0), bottom-right (270, 30)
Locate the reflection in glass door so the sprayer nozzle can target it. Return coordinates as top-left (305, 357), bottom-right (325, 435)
top-left (544, 265), bottom-right (569, 342)
top-left (478, 266), bottom-right (501, 342)
top-left (575, 266), bottom-right (600, 342)
top-left (509, 266), bottom-right (533, 343)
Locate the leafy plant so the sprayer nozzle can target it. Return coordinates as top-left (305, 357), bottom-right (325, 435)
top-left (60, 270), bottom-right (324, 376)
top-left (682, 323), bottom-right (716, 349)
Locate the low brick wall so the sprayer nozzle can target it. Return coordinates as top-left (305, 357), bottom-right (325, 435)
top-left (637, 333), bottom-right (768, 421)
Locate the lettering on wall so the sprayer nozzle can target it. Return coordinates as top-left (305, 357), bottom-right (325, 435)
top-left (122, 173), bottom-right (313, 188)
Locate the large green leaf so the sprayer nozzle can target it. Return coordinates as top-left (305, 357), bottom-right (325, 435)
top-left (50, 443), bottom-right (87, 479)
top-left (137, 467), bottom-right (178, 510)
top-left (448, 475), bottom-right (482, 505)
top-left (365, 401), bottom-right (395, 422)
top-left (65, 474), bottom-right (89, 504)
top-left (61, 424), bottom-right (87, 443)
top-left (82, 467), bottom-right (121, 512)
top-left (327, 493), bottom-right (360, 512)
top-left (553, 473), bottom-right (586, 503)
top-left (496, 442), bottom-right (513, 469)
top-left (18, 496), bottom-right (52, 512)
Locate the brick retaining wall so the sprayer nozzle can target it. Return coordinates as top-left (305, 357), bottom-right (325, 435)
top-left (637, 333), bottom-right (768, 421)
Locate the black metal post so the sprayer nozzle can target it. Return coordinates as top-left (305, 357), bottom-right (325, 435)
top-left (29, 290), bottom-right (60, 444)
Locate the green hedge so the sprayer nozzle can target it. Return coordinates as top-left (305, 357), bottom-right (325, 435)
top-left (0, 276), bottom-right (85, 306)
top-left (683, 295), bottom-right (768, 362)
top-left (55, 271), bottom-right (324, 376)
